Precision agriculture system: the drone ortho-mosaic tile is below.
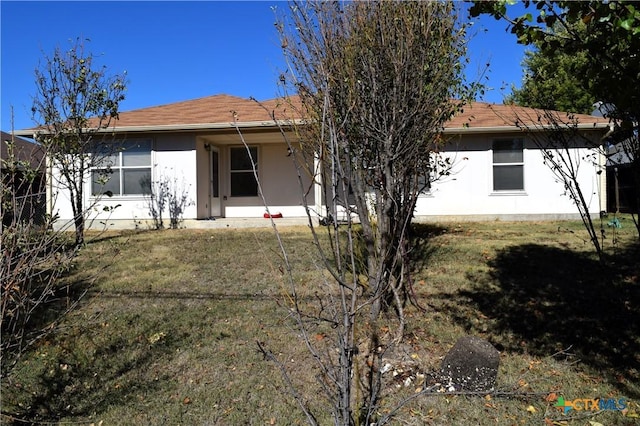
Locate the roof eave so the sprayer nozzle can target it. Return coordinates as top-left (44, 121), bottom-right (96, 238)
top-left (443, 122), bottom-right (610, 134)
top-left (14, 119), bottom-right (306, 136)
top-left (106, 119), bottom-right (306, 133)
top-left (15, 120), bottom-right (608, 137)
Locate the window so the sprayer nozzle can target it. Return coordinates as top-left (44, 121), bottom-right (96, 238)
top-left (417, 152), bottom-right (452, 195)
top-left (417, 171), bottom-right (432, 195)
top-left (492, 139), bottom-right (524, 191)
top-left (211, 150), bottom-right (219, 198)
top-left (92, 140), bottom-right (152, 196)
top-left (230, 146), bottom-right (258, 197)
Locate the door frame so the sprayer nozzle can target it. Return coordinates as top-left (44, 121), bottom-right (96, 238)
top-left (209, 146), bottom-right (222, 217)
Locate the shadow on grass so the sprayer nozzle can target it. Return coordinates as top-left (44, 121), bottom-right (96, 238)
top-left (84, 228), bottom-right (156, 245)
top-left (1, 252), bottom-right (90, 380)
top-left (3, 279), bottom-right (289, 424)
top-left (88, 289), bottom-right (276, 300)
top-left (3, 300), bottom-right (189, 424)
top-left (409, 223), bottom-right (450, 254)
top-left (12, 335), bottom-right (170, 423)
top-left (442, 242), bottom-right (640, 399)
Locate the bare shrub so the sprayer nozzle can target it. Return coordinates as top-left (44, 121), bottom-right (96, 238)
top-left (143, 169), bottom-right (193, 230)
top-left (1, 132), bottom-right (78, 377)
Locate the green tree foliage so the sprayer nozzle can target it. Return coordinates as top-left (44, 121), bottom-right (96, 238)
top-left (32, 38), bottom-right (127, 246)
top-left (469, 1), bottom-right (640, 120)
top-left (506, 41), bottom-right (595, 114)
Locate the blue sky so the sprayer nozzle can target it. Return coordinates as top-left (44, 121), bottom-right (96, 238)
top-left (1, 1), bottom-right (528, 132)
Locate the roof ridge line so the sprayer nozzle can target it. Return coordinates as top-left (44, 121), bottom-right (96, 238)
top-left (122, 93), bottom-right (253, 113)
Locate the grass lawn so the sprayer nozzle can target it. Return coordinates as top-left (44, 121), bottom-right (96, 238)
top-left (2, 218), bottom-right (639, 425)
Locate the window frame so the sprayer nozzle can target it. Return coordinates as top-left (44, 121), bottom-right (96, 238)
top-left (91, 139), bottom-right (153, 197)
top-left (229, 145), bottom-right (259, 197)
top-left (491, 138), bottom-right (525, 192)
top-left (416, 151), bottom-right (453, 197)
top-left (416, 170), bottom-right (433, 197)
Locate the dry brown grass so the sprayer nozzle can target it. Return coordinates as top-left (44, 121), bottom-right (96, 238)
top-left (1, 219), bottom-right (638, 425)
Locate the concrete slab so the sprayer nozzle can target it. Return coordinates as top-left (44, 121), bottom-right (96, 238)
top-left (81, 217), bottom-right (315, 231)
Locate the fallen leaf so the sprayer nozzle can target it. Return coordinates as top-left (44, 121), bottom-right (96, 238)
top-left (526, 405), bottom-right (537, 413)
top-left (545, 392), bottom-right (557, 402)
top-left (269, 417), bottom-right (276, 425)
top-left (588, 422), bottom-right (604, 426)
top-left (183, 397), bottom-right (191, 405)
top-left (148, 331), bottom-right (166, 345)
top-left (528, 359), bottom-right (542, 369)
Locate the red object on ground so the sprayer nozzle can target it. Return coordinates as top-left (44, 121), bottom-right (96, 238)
top-left (264, 212), bottom-right (283, 219)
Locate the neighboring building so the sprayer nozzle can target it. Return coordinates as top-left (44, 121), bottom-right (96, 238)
top-left (1, 131), bottom-right (46, 226)
top-left (592, 101), bottom-right (637, 214)
top-left (14, 95), bottom-right (610, 229)
top-left (606, 144), bottom-right (637, 214)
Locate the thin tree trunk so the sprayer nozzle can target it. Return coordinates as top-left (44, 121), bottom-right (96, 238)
top-left (73, 183), bottom-right (85, 246)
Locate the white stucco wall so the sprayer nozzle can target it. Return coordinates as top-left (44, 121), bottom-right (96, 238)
top-left (222, 142), bottom-right (311, 218)
top-left (413, 134), bottom-right (604, 220)
top-left (48, 130), bottom-right (605, 229)
top-left (49, 133), bottom-right (313, 228)
top-left (49, 133), bottom-right (199, 229)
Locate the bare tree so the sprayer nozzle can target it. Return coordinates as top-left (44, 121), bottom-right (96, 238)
top-left (492, 105), bottom-right (612, 260)
top-left (31, 37), bottom-right (127, 246)
top-left (277, 0), bottom-right (478, 324)
top-left (249, 2), bottom-right (480, 424)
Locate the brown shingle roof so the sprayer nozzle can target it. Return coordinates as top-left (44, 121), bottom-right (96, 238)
top-left (110, 94), bottom-right (608, 131)
top-left (446, 102), bottom-right (609, 130)
top-left (112, 94), bottom-right (302, 128)
top-left (17, 94), bottom-right (607, 133)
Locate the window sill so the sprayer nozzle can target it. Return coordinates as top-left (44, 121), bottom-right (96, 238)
top-left (490, 190), bottom-right (527, 196)
top-left (90, 195), bottom-right (148, 201)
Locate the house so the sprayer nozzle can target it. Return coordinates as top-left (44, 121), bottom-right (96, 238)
top-left (607, 163), bottom-right (637, 214)
top-left (1, 131), bottom-right (46, 226)
top-left (14, 95), bottom-right (611, 229)
top-left (603, 130), bottom-right (637, 214)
